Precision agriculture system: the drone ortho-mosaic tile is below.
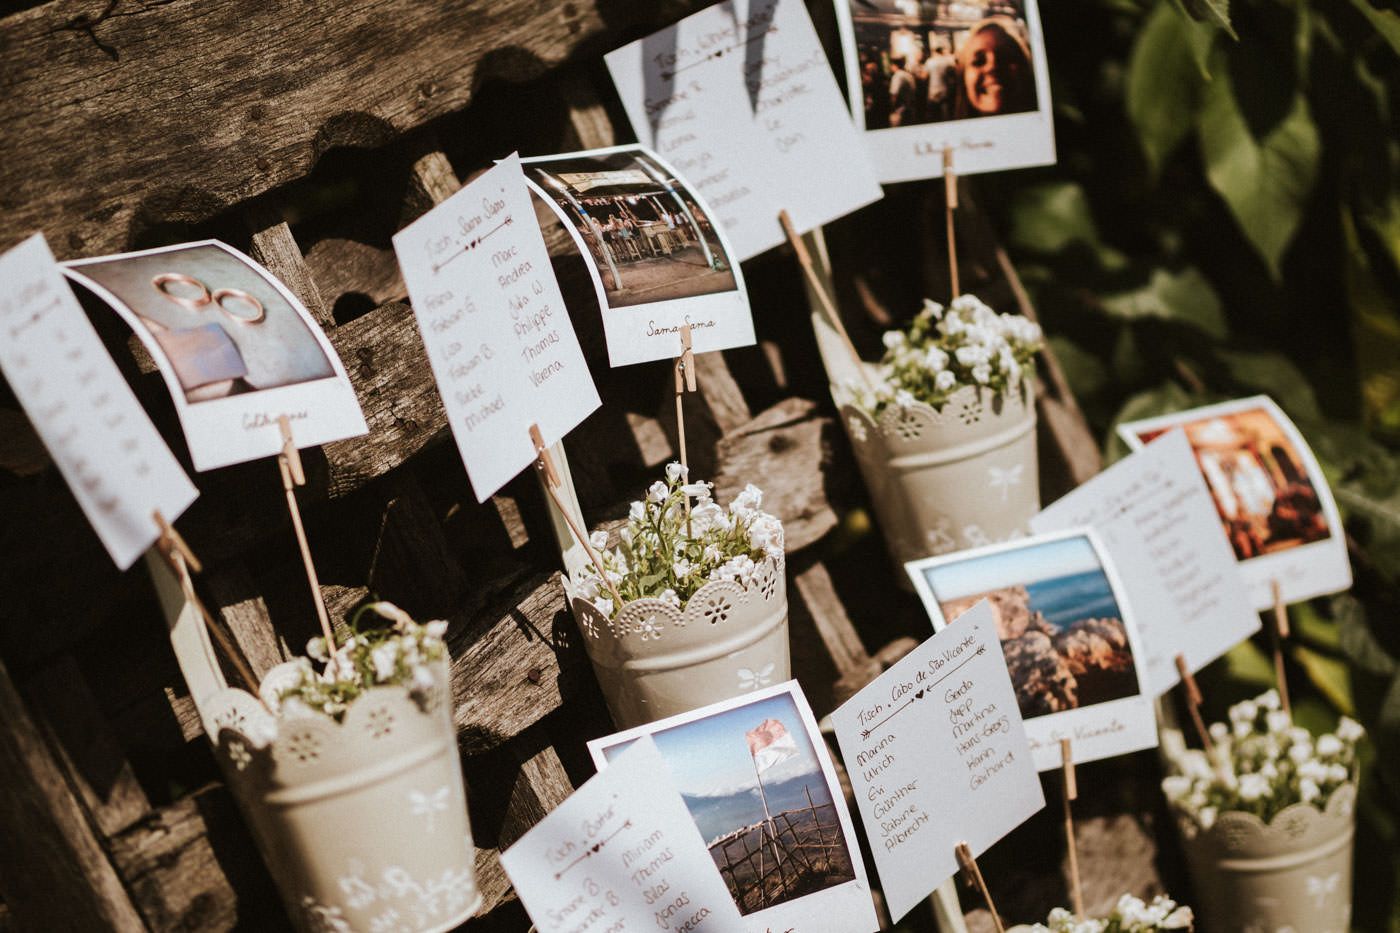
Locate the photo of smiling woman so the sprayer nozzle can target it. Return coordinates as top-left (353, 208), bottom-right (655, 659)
top-left (954, 16), bottom-right (1037, 119)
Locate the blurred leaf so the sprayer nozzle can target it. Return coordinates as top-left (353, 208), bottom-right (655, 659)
top-left (1112, 326), bottom-right (1147, 384)
top-left (1047, 336), bottom-right (1109, 398)
top-left (1198, 46), bottom-right (1320, 279)
top-left (1129, 1), bottom-right (1215, 178)
top-left (1171, 0), bottom-right (1238, 38)
top-left (1290, 643), bottom-right (1355, 714)
top-left (1222, 637), bottom-right (1278, 687)
top-left (1104, 381), bottom-right (1199, 462)
top-left (1212, 348), bottom-right (1320, 420)
top-left (1006, 182), bottom-right (1101, 255)
top-left (1335, 483), bottom-right (1400, 581)
top-left (1101, 267), bottom-right (1228, 338)
top-left (1336, 594), bottom-right (1398, 678)
top-left (1291, 599), bottom-right (1342, 653)
top-left (1348, 0), bottom-right (1400, 57)
top-left (1343, 206), bottom-right (1400, 440)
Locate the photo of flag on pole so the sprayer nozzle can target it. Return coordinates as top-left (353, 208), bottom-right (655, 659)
top-left (747, 718), bottom-right (799, 773)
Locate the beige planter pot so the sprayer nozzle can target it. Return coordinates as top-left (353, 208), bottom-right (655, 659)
top-left (1176, 784), bottom-right (1355, 933)
top-left (839, 382), bottom-right (1039, 572)
top-left (197, 660), bottom-right (482, 933)
top-left (565, 554), bottom-right (790, 728)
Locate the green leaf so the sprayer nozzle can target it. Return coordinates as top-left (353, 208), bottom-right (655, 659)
top-left (1348, 0), bottom-right (1400, 58)
top-left (1006, 182), bottom-right (1102, 256)
top-left (1128, 1), bottom-right (1215, 177)
top-left (1222, 638), bottom-right (1278, 688)
top-left (1198, 47), bottom-right (1321, 279)
top-left (1290, 643), bottom-right (1355, 715)
top-left (1172, 0), bottom-right (1237, 38)
top-left (1290, 599), bottom-right (1342, 653)
top-left (1211, 348), bottom-right (1320, 420)
top-left (1100, 266), bottom-right (1228, 339)
top-left (1047, 336), bottom-right (1109, 398)
top-left (1336, 594), bottom-right (1398, 679)
top-left (1104, 381), bottom-right (1198, 462)
top-left (1335, 483), bottom-right (1400, 582)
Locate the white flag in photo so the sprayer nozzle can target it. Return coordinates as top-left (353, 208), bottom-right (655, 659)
top-left (746, 718), bottom-right (799, 774)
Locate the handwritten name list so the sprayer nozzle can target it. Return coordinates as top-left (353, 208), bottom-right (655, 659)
top-left (1031, 430), bottom-right (1259, 694)
top-left (832, 602), bottom-right (1044, 922)
top-left (0, 234), bottom-right (197, 569)
top-left (394, 154), bottom-right (600, 501)
top-left (501, 736), bottom-right (742, 933)
top-left (606, 0), bottom-right (880, 260)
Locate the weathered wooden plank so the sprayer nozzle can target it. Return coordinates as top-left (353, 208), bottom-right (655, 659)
top-left (245, 205), bottom-right (335, 330)
top-left (203, 564), bottom-right (289, 683)
top-left (367, 474), bottom-right (469, 620)
top-left (24, 657), bottom-right (152, 839)
top-left (0, 0), bottom-right (705, 255)
top-left (0, 655), bottom-right (146, 932)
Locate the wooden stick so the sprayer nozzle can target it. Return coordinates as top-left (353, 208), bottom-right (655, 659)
top-left (531, 425), bottom-right (623, 606)
top-left (1269, 580), bottom-right (1292, 717)
top-left (153, 517), bottom-right (262, 698)
top-left (1060, 738), bottom-right (1084, 918)
top-left (943, 147), bottom-right (960, 300)
top-left (955, 842), bottom-right (1005, 933)
top-left (674, 324), bottom-right (696, 474)
top-left (778, 210), bottom-right (873, 393)
top-left (1175, 653), bottom-right (1214, 754)
top-left (276, 415), bottom-right (335, 650)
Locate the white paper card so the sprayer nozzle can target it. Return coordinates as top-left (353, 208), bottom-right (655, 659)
top-left (907, 528), bottom-right (1159, 770)
top-left (63, 241), bottom-right (367, 471)
top-left (393, 154), bottom-right (601, 501)
top-left (606, 0), bottom-right (883, 260)
top-left (500, 736), bottom-right (743, 933)
top-left (832, 0), bottom-right (1057, 183)
top-left (1118, 396), bottom-right (1351, 609)
top-left (587, 682), bottom-right (879, 933)
top-left (521, 144), bottom-right (754, 367)
top-left (831, 602), bottom-right (1045, 922)
top-left (1031, 430), bottom-right (1261, 695)
top-left (0, 234), bottom-right (198, 569)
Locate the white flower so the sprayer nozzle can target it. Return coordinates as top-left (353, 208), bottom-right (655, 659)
top-left (1337, 717), bottom-right (1365, 742)
top-left (1300, 778), bottom-right (1321, 803)
top-left (629, 501), bottom-right (646, 522)
top-left (972, 363), bottom-right (992, 384)
top-left (1327, 763), bottom-right (1349, 783)
top-left (673, 558), bottom-right (693, 578)
top-left (425, 620), bottom-right (448, 639)
top-left (1258, 689), bottom-right (1281, 711)
top-left (731, 483), bottom-right (763, 513)
top-left (647, 481), bottom-right (667, 503)
top-left (589, 530), bottom-right (609, 551)
top-left (1230, 699), bottom-right (1259, 724)
top-left (665, 461), bottom-right (688, 483)
top-left (680, 482), bottom-right (711, 499)
top-left (594, 597), bottom-right (614, 618)
top-left (370, 642), bottom-right (398, 680)
top-left (935, 370), bottom-right (957, 391)
top-left (1266, 710), bottom-right (1291, 734)
top-left (882, 330), bottom-right (906, 349)
top-left (306, 637), bottom-right (328, 662)
top-left (1238, 773), bottom-right (1269, 802)
top-left (894, 388), bottom-right (916, 408)
top-left (1316, 734), bottom-right (1343, 757)
top-left (1198, 805), bottom-right (1217, 829)
top-left (1161, 775), bottom-right (1191, 801)
top-left (410, 665), bottom-right (435, 693)
top-left (659, 588), bottom-right (681, 608)
top-left (1288, 741), bottom-right (1314, 764)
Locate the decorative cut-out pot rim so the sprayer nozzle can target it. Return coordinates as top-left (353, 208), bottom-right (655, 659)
top-left (1172, 781), bottom-right (1357, 856)
top-left (839, 379), bottom-right (1035, 447)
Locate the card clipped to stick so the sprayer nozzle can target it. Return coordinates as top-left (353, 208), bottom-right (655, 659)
top-left (0, 234), bottom-right (198, 569)
top-left (62, 240), bottom-right (366, 471)
top-left (907, 528), bottom-right (1159, 770)
top-left (832, 0), bottom-right (1056, 184)
top-left (831, 602), bottom-right (1044, 923)
top-left (500, 735), bottom-right (743, 933)
top-left (1031, 430), bottom-right (1260, 695)
top-left (521, 144), bottom-right (754, 367)
top-left (587, 682), bottom-right (878, 933)
top-left (393, 153), bottom-right (601, 501)
top-left (605, 0), bottom-right (883, 261)
top-left (1118, 395), bottom-right (1351, 609)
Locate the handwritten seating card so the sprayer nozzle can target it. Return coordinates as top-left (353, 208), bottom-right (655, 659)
top-left (0, 234), bottom-right (198, 569)
top-left (1031, 430), bottom-right (1260, 695)
top-left (606, 0), bottom-right (882, 260)
top-left (831, 602), bottom-right (1044, 922)
top-left (394, 154), bottom-right (600, 500)
top-left (500, 736), bottom-right (743, 933)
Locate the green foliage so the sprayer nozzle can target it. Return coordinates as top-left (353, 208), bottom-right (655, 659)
top-left (994, 0), bottom-right (1400, 924)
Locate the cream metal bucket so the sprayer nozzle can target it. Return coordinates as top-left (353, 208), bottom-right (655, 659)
top-left (565, 554), bottom-right (790, 729)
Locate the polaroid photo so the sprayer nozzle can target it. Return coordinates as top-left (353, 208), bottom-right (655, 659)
top-left (63, 241), bottom-right (366, 472)
top-left (906, 529), bottom-right (1158, 770)
top-left (588, 681), bottom-right (878, 933)
top-left (833, 0), bottom-right (1056, 183)
top-left (521, 144), bottom-right (755, 367)
top-left (1119, 396), bottom-right (1351, 609)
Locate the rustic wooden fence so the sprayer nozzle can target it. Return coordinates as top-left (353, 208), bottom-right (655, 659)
top-left (0, 1), bottom-right (1174, 930)
top-left (710, 792), bottom-right (850, 913)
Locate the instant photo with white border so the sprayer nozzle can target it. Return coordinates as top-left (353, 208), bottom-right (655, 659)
top-left (63, 241), bottom-right (366, 471)
top-left (833, 0), bottom-right (1056, 183)
top-left (521, 144), bottom-right (755, 367)
top-left (587, 680), bottom-right (878, 933)
top-left (906, 528), bottom-right (1158, 770)
top-left (1118, 395), bottom-right (1351, 609)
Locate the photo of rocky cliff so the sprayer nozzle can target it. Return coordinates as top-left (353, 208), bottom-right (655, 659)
top-left (921, 535), bottom-right (1141, 718)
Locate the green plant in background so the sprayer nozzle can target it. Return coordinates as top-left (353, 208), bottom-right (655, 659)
top-left (982, 0), bottom-right (1400, 926)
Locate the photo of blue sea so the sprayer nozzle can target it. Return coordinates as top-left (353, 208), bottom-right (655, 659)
top-left (1026, 569), bottom-right (1119, 630)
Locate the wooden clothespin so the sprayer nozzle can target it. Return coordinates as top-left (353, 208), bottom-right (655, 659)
top-left (1269, 580), bottom-right (1292, 717)
top-left (778, 210), bottom-right (873, 394)
top-left (955, 841), bottom-right (1005, 933)
top-left (674, 324), bottom-right (696, 472)
top-left (1175, 653), bottom-right (1214, 754)
top-left (275, 415), bottom-right (334, 650)
top-left (943, 147), bottom-right (961, 300)
top-left (531, 424), bottom-right (623, 606)
top-left (1060, 738), bottom-right (1084, 918)
top-left (152, 511), bottom-right (262, 697)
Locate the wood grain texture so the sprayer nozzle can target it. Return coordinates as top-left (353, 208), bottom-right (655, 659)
top-left (0, 0), bottom-right (704, 256)
top-left (0, 656), bottom-right (146, 932)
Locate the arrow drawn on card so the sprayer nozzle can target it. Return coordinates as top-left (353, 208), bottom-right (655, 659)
top-left (432, 216), bottom-right (515, 273)
top-left (859, 643), bottom-right (988, 739)
top-left (553, 819), bottom-right (634, 880)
